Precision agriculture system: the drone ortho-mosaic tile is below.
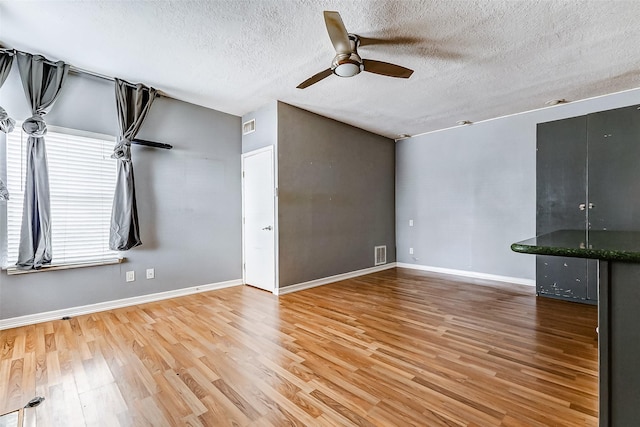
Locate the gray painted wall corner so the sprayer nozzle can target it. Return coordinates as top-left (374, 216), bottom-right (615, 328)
top-left (396, 88), bottom-right (640, 282)
top-left (241, 101), bottom-right (278, 154)
top-left (276, 102), bottom-right (396, 288)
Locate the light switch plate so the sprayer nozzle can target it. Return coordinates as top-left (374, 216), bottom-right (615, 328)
top-left (146, 268), bottom-right (155, 279)
top-left (126, 271), bottom-right (135, 282)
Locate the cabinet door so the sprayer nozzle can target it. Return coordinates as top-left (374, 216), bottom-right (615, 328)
top-left (588, 105), bottom-right (640, 231)
top-left (537, 117), bottom-right (590, 301)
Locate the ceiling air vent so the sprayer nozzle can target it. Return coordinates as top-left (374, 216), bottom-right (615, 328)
top-left (242, 119), bottom-right (256, 135)
top-left (374, 245), bottom-right (387, 266)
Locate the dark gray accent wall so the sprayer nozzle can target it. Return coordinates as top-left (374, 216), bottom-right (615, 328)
top-left (0, 71), bottom-right (242, 320)
top-left (396, 89), bottom-right (640, 282)
top-left (277, 102), bottom-right (395, 288)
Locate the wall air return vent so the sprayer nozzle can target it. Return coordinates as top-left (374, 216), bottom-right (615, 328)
top-left (374, 245), bottom-right (387, 266)
top-left (242, 119), bottom-right (256, 135)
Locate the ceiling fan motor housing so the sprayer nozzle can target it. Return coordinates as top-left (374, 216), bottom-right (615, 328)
top-left (332, 34), bottom-right (363, 77)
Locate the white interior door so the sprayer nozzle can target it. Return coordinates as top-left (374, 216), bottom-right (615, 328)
top-left (242, 147), bottom-right (276, 292)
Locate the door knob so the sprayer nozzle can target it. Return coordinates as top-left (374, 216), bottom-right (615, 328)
top-left (588, 203), bottom-right (595, 209)
top-left (579, 203), bottom-right (586, 211)
top-left (262, 226), bottom-right (273, 231)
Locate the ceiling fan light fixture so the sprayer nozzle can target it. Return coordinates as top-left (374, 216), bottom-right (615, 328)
top-left (334, 61), bottom-right (362, 77)
top-left (332, 52), bottom-right (364, 77)
top-left (297, 11), bottom-right (414, 88)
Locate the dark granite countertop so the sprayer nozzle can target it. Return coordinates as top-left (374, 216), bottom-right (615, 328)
top-left (511, 230), bottom-right (640, 262)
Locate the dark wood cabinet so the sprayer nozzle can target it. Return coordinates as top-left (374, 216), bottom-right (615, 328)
top-left (536, 104), bottom-right (640, 304)
top-left (587, 106), bottom-right (640, 231)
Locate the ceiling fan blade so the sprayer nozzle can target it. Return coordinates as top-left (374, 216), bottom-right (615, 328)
top-left (297, 68), bottom-right (333, 89)
top-left (362, 59), bottom-right (414, 78)
top-left (323, 11), bottom-right (351, 54)
top-left (358, 35), bottom-right (422, 47)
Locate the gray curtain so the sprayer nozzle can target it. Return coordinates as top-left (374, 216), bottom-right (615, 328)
top-left (0, 50), bottom-right (16, 201)
top-left (0, 179), bottom-right (7, 201)
top-left (15, 53), bottom-right (69, 269)
top-left (0, 50), bottom-right (15, 134)
top-left (110, 79), bottom-right (157, 251)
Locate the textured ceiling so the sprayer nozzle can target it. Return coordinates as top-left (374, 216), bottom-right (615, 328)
top-left (1, 0), bottom-right (640, 138)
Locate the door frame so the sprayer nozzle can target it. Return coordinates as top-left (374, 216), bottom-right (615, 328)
top-left (241, 145), bottom-right (278, 293)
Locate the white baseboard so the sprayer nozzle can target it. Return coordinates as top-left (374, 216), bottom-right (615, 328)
top-left (396, 263), bottom-right (535, 287)
top-left (0, 278), bottom-right (243, 330)
top-left (276, 263), bottom-right (398, 295)
top-left (2, 264), bottom-right (533, 329)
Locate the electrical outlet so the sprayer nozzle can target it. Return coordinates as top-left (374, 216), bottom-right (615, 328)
top-left (409, 248), bottom-right (414, 255)
top-left (146, 268), bottom-right (155, 279)
top-left (126, 271), bottom-right (135, 282)
top-left (409, 219), bottom-right (414, 226)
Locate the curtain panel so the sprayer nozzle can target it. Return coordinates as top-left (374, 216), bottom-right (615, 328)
top-left (0, 50), bottom-right (16, 133)
top-left (15, 52), bottom-right (69, 269)
top-left (0, 50), bottom-right (16, 200)
top-left (109, 79), bottom-right (157, 251)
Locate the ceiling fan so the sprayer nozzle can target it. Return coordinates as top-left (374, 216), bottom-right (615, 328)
top-left (297, 11), bottom-right (414, 89)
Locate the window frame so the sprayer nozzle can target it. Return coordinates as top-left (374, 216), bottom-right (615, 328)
top-left (2, 124), bottom-right (124, 274)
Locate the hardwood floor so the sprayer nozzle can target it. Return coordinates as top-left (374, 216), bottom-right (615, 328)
top-left (0, 268), bottom-right (598, 426)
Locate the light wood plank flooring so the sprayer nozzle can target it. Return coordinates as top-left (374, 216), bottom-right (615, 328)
top-left (0, 268), bottom-right (598, 426)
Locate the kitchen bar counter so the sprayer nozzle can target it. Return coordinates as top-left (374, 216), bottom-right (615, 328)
top-left (512, 229), bottom-right (640, 427)
top-left (512, 229), bottom-right (640, 262)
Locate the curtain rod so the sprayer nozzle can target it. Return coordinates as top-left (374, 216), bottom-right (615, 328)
top-left (1, 46), bottom-right (173, 150)
top-left (0, 46), bottom-right (166, 94)
top-left (131, 139), bottom-right (173, 150)
top-left (70, 65), bottom-right (115, 83)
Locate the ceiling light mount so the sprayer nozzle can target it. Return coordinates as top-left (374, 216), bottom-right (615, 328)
top-left (545, 99), bottom-right (568, 106)
top-left (456, 120), bottom-right (472, 126)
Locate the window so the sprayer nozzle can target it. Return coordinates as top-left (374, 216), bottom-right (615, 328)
top-left (4, 125), bottom-right (120, 270)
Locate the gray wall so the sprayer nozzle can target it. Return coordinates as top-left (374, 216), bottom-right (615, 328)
top-left (241, 101), bottom-right (277, 154)
top-left (277, 102), bottom-right (396, 288)
top-left (0, 70), bottom-right (242, 320)
top-left (396, 88), bottom-right (640, 281)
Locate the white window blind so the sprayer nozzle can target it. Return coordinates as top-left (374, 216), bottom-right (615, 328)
top-left (5, 126), bottom-right (120, 268)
